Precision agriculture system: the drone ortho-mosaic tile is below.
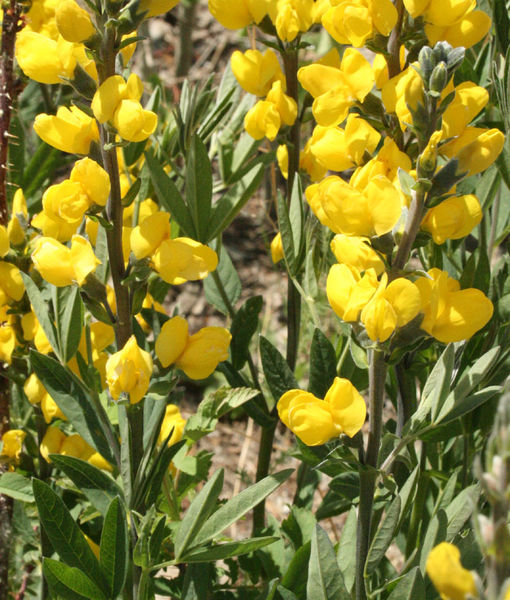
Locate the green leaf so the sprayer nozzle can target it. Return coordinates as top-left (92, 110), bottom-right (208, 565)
top-left (0, 472), bottom-right (34, 502)
top-left (445, 485), bottom-right (479, 540)
top-left (493, 0), bottom-right (510, 51)
top-left (180, 537), bottom-right (279, 563)
top-left (435, 386), bottom-right (501, 425)
top-left (174, 469), bottom-right (224, 561)
top-left (203, 245), bottom-right (241, 315)
top-left (145, 150), bottom-right (196, 237)
top-left (230, 296), bottom-right (263, 370)
top-left (419, 509), bottom-right (448, 573)
top-left (407, 344), bottom-right (454, 433)
top-left (387, 567), bottom-right (425, 600)
top-left (193, 469), bottom-right (293, 548)
top-left (21, 274), bottom-right (60, 359)
top-left (277, 190), bottom-right (296, 276)
top-left (43, 559), bottom-right (107, 600)
top-left (30, 350), bottom-right (115, 465)
top-left (281, 542), bottom-right (311, 597)
top-left (185, 135), bottom-right (212, 242)
top-left (54, 286), bottom-right (84, 363)
top-left (207, 164), bottom-right (265, 241)
top-left (100, 497), bottom-right (129, 598)
top-left (307, 524), bottom-right (349, 600)
top-left (33, 480), bottom-right (105, 589)
top-left (309, 329), bottom-right (337, 398)
top-left (49, 455), bottom-right (122, 515)
top-left (289, 175), bottom-right (304, 263)
top-left (336, 507), bottom-right (357, 593)
top-left (365, 495), bottom-right (401, 575)
top-left (259, 336), bottom-right (298, 403)
top-left (23, 141), bottom-right (61, 199)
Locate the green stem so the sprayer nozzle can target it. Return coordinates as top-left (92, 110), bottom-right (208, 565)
top-left (387, 0), bottom-right (404, 79)
top-left (395, 362), bottom-right (416, 437)
top-left (252, 420), bottom-right (277, 534)
top-left (405, 445), bottom-right (428, 558)
top-left (356, 349), bottom-right (387, 600)
top-left (391, 189), bottom-right (426, 276)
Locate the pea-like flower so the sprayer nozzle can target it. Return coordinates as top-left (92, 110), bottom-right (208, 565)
top-left (155, 315), bottom-right (231, 379)
top-left (330, 235), bottom-right (385, 275)
top-left (24, 373), bottom-right (66, 424)
top-left (321, 0), bottom-right (397, 48)
top-left (298, 48), bottom-right (374, 127)
top-left (55, 0), bottom-right (95, 43)
top-left (31, 235), bottom-right (100, 287)
top-left (105, 335), bottom-right (153, 404)
top-left (8, 189), bottom-right (28, 246)
top-left (92, 74), bottom-right (157, 142)
top-left (326, 264), bottom-right (379, 322)
top-left (426, 542), bottom-right (478, 600)
top-left (15, 32), bottom-right (76, 84)
top-left (1, 429), bottom-right (26, 462)
top-left (209, 0), bottom-right (271, 29)
top-left (443, 127), bottom-right (505, 177)
top-left (415, 268), bottom-right (493, 343)
top-left (0, 262), bottom-right (24, 302)
top-left (139, 0), bottom-right (180, 17)
top-left (34, 105), bottom-right (100, 155)
top-left (131, 212), bottom-right (171, 259)
top-left (278, 377), bottom-right (366, 446)
top-left (0, 308), bottom-right (16, 364)
top-left (40, 426), bottom-right (111, 470)
top-left (270, 232), bottom-right (284, 264)
top-left (231, 49), bottom-right (285, 97)
top-left (153, 238), bottom-right (218, 285)
top-left (158, 404), bottom-right (186, 446)
top-left (421, 195), bottom-right (482, 244)
top-left (271, 0), bottom-right (315, 42)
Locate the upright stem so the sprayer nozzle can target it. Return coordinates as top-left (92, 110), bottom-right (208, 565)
top-left (391, 189), bottom-right (426, 276)
top-left (356, 349), bottom-right (387, 600)
top-left (252, 420), bottom-right (277, 534)
top-left (387, 0), bottom-right (404, 79)
top-left (175, 0), bottom-right (196, 79)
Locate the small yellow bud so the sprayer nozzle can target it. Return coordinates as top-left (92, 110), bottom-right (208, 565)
top-left (105, 335), bottom-right (153, 404)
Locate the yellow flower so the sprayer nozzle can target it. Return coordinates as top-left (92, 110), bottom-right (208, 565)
top-left (421, 195), bottom-right (482, 244)
top-left (158, 404), bottom-right (186, 446)
top-left (32, 235), bottom-right (100, 287)
top-left (306, 174), bottom-right (402, 237)
top-left (0, 261), bottom-right (24, 302)
top-left (15, 31), bottom-right (76, 84)
top-left (278, 377), bottom-right (366, 445)
top-left (330, 235), bottom-right (385, 275)
top-left (426, 542), bottom-right (478, 600)
top-left (105, 335), bottom-right (153, 404)
top-left (55, 0), bottom-right (95, 43)
top-left (40, 426), bottom-right (66, 463)
top-left (155, 317), bottom-right (231, 379)
top-left (382, 65), bottom-right (424, 130)
top-left (8, 189), bottom-right (28, 246)
top-left (0, 309), bottom-right (16, 364)
top-left (270, 232), bottom-right (284, 264)
top-left (444, 127), bottom-right (505, 177)
top-left (277, 145), bottom-right (289, 179)
top-left (0, 225), bottom-right (8, 257)
top-left (208, 0), bottom-right (271, 29)
top-left (21, 311), bottom-right (52, 354)
top-left (298, 48), bottom-right (374, 127)
top-left (139, 0), bottom-right (180, 17)
top-left (441, 82), bottom-right (488, 140)
top-left (34, 105), bottom-right (99, 155)
top-left (244, 100), bottom-right (281, 141)
top-left (1, 430), bottom-right (26, 461)
top-left (361, 276), bottom-right (422, 342)
top-left (70, 158), bottom-right (110, 207)
top-left (92, 74), bottom-right (157, 142)
top-left (265, 81), bottom-right (298, 126)
top-left (231, 49), bottom-right (285, 97)
top-left (326, 264), bottom-right (379, 322)
top-left (24, 373), bottom-right (66, 424)
top-left (322, 0), bottom-right (397, 47)
top-left (152, 238), bottom-right (218, 285)
top-left (415, 268), bottom-right (493, 343)
top-left (130, 211), bottom-right (171, 259)
top-left (271, 0), bottom-right (315, 41)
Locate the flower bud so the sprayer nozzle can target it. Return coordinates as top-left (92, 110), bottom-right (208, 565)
top-left (428, 62), bottom-right (448, 96)
top-left (418, 45), bottom-right (435, 82)
top-left (270, 232), bottom-right (284, 264)
top-left (158, 404), bottom-right (186, 446)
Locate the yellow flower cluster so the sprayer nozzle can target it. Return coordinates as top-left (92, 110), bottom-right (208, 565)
top-left (40, 425), bottom-right (112, 471)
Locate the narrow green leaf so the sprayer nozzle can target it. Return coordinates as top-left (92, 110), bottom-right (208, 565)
top-left (43, 559), bottom-right (107, 600)
top-left (277, 190), bottom-right (296, 276)
top-left (193, 469), bottom-right (293, 548)
top-left (419, 509), bottom-right (448, 573)
top-left (436, 386), bottom-right (501, 425)
top-left (207, 163), bottom-right (265, 241)
top-left (49, 455), bottom-right (122, 515)
top-left (33, 480), bottom-right (105, 589)
top-left (21, 273), bottom-right (60, 359)
top-left (259, 336), bottom-right (298, 402)
top-left (0, 472), bottom-right (34, 502)
top-left (387, 567), bottom-right (425, 600)
top-left (30, 350), bottom-right (115, 464)
top-left (145, 150), bottom-right (196, 237)
top-left (365, 496), bottom-right (401, 575)
top-left (309, 329), bottom-right (337, 398)
top-left (100, 497), bottom-right (129, 598)
top-left (289, 175), bottom-right (304, 263)
top-left (185, 135), bottom-right (212, 242)
top-left (180, 537), bottom-right (279, 563)
top-left (336, 507), bottom-right (357, 593)
top-left (174, 469), bottom-right (224, 561)
top-left (445, 485), bottom-right (479, 540)
top-left (230, 296), bottom-right (263, 370)
top-left (203, 245), bottom-right (241, 315)
top-left (307, 525), bottom-right (349, 600)
top-left (56, 287), bottom-right (84, 363)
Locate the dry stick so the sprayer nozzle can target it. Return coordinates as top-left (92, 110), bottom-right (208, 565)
top-left (0, 4), bottom-right (22, 600)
